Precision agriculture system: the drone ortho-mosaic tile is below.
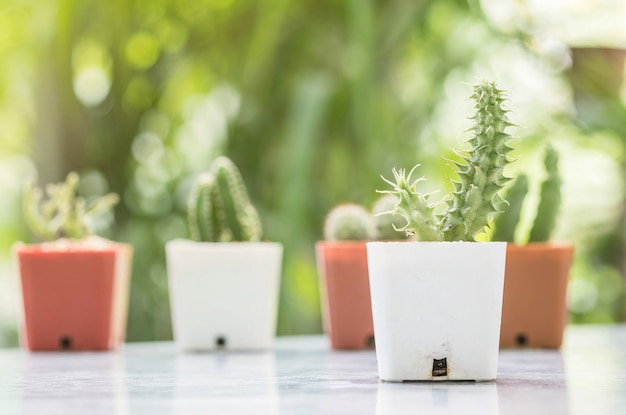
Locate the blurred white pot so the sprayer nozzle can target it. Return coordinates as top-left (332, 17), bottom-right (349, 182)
top-left (166, 240), bottom-right (282, 351)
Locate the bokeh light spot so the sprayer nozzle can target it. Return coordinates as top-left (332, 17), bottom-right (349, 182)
top-left (125, 32), bottom-right (160, 70)
top-left (73, 66), bottom-right (111, 107)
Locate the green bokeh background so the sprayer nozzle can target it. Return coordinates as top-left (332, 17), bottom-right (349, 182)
top-left (1, 0), bottom-right (625, 346)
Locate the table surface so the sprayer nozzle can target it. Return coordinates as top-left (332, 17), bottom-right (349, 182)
top-left (0, 325), bottom-right (624, 415)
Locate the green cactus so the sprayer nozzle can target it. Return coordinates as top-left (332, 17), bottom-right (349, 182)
top-left (490, 145), bottom-right (562, 243)
top-left (378, 165), bottom-right (442, 241)
top-left (492, 175), bottom-right (529, 242)
top-left (187, 156), bottom-right (262, 242)
top-left (440, 81), bottom-right (514, 241)
top-left (23, 172), bottom-right (120, 241)
top-left (528, 145), bottom-right (562, 242)
top-left (371, 194), bottom-right (407, 240)
top-left (378, 80), bottom-right (514, 242)
top-left (323, 204), bottom-right (377, 241)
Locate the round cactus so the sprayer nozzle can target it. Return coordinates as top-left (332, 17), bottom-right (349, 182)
top-left (323, 204), bottom-right (377, 241)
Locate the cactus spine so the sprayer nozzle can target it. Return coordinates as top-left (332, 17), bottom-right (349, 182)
top-left (371, 194), bottom-right (407, 240)
top-left (187, 156), bottom-right (262, 242)
top-left (23, 172), bottom-right (119, 241)
top-left (528, 145), bottom-right (562, 242)
top-left (323, 204), bottom-right (377, 241)
top-left (378, 80), bottom-right (514, 242)
top-left (378, 165), bottom-right (442, 241)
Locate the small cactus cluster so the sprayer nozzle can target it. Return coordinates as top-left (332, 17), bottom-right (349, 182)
top-left (187, 156), bottom-right (262, 242)
top-left (323, 195), bottom-right (406, 241)
top-left (23, 172), bottom-right (119, 241)
top-left (492, 145), bottom-right (562, 243)
top-left (377, 80), bottom-right (515, 242)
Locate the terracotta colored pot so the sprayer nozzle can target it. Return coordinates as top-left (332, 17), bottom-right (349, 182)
top-left (316, 241), bottom-right (374, 350)
top-left (16, 242), bottom-right (133, 351)
top-left (500, 243), bottom-right (574, 349)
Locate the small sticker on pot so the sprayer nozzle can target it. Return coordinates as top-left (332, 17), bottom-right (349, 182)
top-left (432, 358), bottom-right (448, 377)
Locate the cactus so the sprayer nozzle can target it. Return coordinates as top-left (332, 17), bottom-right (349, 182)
top-left (323, 204), bottom-right (377, 241)
top-left (528, 145), bottom-right (562, 242)
top-left (371, 194), bottom-right (407, 240)
top-left (23, 172), bottom-right (119, 241)
top-left (187, 156), bottom-right (262, 242)
top-left (492, 175), bottom-right (529, 242)
top-left (378, 80), bottom-right (514, 242)
top-left (490, 145), bottom-right (562, 243)
top-left (378, 165), bottom-right (442, 241)
top-left (440, 81), bottom-right (514, 241)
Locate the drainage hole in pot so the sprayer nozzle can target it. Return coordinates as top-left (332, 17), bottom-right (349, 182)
top-left (432, 358), bottom-right (448, 377)
top-left (365, 335), bottom-right (375, 349)
top-left (216, 336), bottom-right (227, 348)
top-left (59, 336), bottom-right (72, 350)
top-left (515, 333), bottom-right (528, 347)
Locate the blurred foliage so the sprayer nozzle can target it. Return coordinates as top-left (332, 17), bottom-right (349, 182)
top-left (0, 0), bottom-right (625, 345)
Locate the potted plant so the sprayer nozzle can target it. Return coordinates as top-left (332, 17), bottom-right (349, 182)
top-left (492, 146), bottom-right (574, 348)
top-left (316, 198), bottom-right (405, 350)
top-left (166, 156), bottom-right (282, 351)
top-left (367, 80), bottom-right (514, 381)
top-left (15, 172), bottom-right (132, 351)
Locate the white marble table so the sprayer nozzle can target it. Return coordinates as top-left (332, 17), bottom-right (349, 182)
top-left (0, 325), bottom-right (624, 414)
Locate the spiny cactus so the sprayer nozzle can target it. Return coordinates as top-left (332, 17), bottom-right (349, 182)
top-left (528, 145), bottom-right (562, 242)
top-left (379, 166), bottom-right (442, 241)
top-left (23, 172), bottom-right (119, 241)
top-left (323, 204), bottom-right (377, 241)
top-left (187, 156), bottom-right (262, 242)
top-left (378, 80), bottom-right (514, 242)
top-left (371, 194), bottom-right (407, 240)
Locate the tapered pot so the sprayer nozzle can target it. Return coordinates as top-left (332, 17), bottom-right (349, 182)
top-left (500, 243), bottom-right (574, 349)
top-left (166, 239), bottom-right (282, 351)
top-left (16, 241), bottom-right (133, 351)
top-left (366, 241), bottom-right (507, 381)
top-left (316, 242), bottom-right (374, 350)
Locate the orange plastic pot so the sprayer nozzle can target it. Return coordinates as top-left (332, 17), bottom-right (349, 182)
top-left (316, 242), bottom-right (374, 350)
top-left (500, 243), bottom-right (573, 349)
top-left (16, 243), bottom-right (133, 351)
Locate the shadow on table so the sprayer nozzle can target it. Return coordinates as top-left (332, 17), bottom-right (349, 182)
top-left (375, 350), bottom-right (571, 415)
top-left (376, 381), bottom-right (498, 415)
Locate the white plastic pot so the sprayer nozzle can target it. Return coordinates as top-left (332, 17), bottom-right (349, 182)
top-left (366, 241), bottom-right (506, 381)
top-left (166, 240), bottom-right (283, 351)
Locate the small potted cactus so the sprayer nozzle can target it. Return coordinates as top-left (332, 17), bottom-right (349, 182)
top-left (367, 80), bottom-right (513, 381)
top-left (165, 156), bottom-right (282, 351)
top-left (492, 146), bottom-right (574, 349)
top-left (14, 172), bottom-right (132, 351)
top-left (316, 199), bottom-right (406, 350)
